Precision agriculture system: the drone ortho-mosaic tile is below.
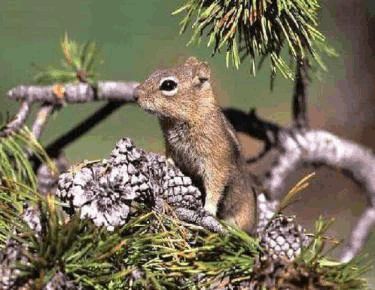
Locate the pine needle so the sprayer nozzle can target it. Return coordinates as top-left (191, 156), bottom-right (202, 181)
top-left (174, 0), bottom-right (336, 80)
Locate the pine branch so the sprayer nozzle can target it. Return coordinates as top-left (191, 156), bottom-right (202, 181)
top-left (34, 33), bottom-right (101, 85)
top-left (174, 0), bottom-right (335, 79)
top-left (7, 81), bottom-right (138, 104)
top-left (4, 78), bottom-right (372, 263)
top-left (0, 128), bottom-right (51, 191)
top-left (1, 81), bottom-right (138, 138)
top-left (0, 137), bottom-right (369, 289)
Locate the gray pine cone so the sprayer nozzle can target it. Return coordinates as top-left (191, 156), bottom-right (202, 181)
top-left (0, 240), bottom-right (29, 289)
top-left (259, 214), bottom-right (309, 261)
top-left (22, 204), bottom-right (42, 234)
top-left (56, 138), bottom-right (202, 230)
top-left (43, 272), bottom-right (77, 290)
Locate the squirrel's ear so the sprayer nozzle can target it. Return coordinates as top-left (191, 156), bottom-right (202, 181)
top-left (192, 62), bottom-right (211, 86)
top-left (184, 56), bottom-right (200, 67)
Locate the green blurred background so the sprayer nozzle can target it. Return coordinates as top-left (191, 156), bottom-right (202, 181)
top-left (1, 0), bottom-right (374, 286)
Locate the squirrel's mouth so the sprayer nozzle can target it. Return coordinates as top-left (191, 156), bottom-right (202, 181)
top-left (144, 108), bottom-right (155, 114)
top-left (137, 100), bottom-right (155, 114)
top-left (138, 101), bottom-right (164, 118)
top-left (143, 107), bottom-right (163, 118)
top-left (144, 108), bottom-right (156, 114)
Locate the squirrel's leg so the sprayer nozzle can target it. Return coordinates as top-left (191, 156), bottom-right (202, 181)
top-left (165, 146), bottom-right (176, 166)
top-left (224, 191), bottom-right (257, 234)
top-left (218, 177), bottom-right (258, 234)
top-left (203, 168), bottom-right (228, 216)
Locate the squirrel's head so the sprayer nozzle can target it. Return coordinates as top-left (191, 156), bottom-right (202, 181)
top-left (135, 57), bottom-right (215, 122)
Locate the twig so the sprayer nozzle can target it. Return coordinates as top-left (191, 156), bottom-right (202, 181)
top-left (246, 144), bottom-right (272, 164)
top-left (223, 108), bottom-right (282, 145)
top-left (0, 101), bottom-right (31, 138)
top-left (223, 108), bottom-right (283, 163)
top-left (26, 104), bottom-right (55, 157)
top-left (31, 104), bottom-right (55, 139)
top-left (292, 59), bottom-right (309, 129)
top-left (45, 101), bottom-right (125, 158)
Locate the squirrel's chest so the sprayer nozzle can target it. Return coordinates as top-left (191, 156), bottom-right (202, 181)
top-left (163, 123), bottom-right (205, 176)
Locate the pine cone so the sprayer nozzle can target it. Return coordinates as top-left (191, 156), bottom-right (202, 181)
top-left (259, 215), bottom-right (309, 261)
top-left (22, 204), bottom-right (42, 234)
top-left (56, 138), bottom-right (202, 231)
top-left (0, 240), bottom-right (29, 289)
top-left (246, 257), bottom-right (338, 290)
top-left (43, 271), bottom-right (77, 290)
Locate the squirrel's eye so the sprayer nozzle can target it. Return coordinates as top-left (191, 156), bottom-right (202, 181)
top-left (159, 78), bottom-right (178, 96)
top-left (160, 79), bottom-right (177, 91)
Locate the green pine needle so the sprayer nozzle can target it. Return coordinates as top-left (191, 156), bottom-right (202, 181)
top-left (174, 0), bottom-right (337, 79)
top-left (0, 127), bottom-right (53, 246)
top-left (34, 33), bottom-right (101, 85)
top-left (1, 195), bottom-right (369, 289)
top-left (0, 136), bottom-right (369, 289)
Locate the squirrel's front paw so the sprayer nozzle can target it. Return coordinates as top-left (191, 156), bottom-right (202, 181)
top-left (166, 158), bottom-right (175, 166)
top-left (204, 200), bottom-right (217, 216)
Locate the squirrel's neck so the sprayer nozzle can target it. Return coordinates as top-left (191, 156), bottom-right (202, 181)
top-left (159, 104), bottom-right (221, 135)
top-left (159, 106), bottom-right (234, 159)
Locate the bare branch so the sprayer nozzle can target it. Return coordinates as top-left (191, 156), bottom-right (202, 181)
top-left (45, 102), bottom-right (125, 159)
top-left (7, 81), bottom-right (139, 104)
top-left (226, 107), bottom-right (375, 261)
top-left (223, 108), bottom-right (282, 164)
top-left (0, 101), bottom-right (31, 138)
top-left (31, 104), bottom-right (55, 139)
top-left (26, 104), bottom-right (56, 157)
top-left (2, 81), bottom-right (138, 138)
top-left (340, 207), bottom-right (375, 262)
top-left (263, 130), bottom-right (375, 201)
top-left (223, 108), bottom-right (282, 145)
top-left (263, 129), bottom-right (375, 260)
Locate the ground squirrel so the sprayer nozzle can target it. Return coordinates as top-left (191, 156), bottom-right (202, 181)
top-left (135, 57), bottom-right (257, 234)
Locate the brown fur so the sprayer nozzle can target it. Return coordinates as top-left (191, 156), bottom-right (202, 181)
top-left (135, 57), bottom-right (257, 234)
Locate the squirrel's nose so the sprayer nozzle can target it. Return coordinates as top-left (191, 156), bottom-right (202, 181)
top-left (133, 88), bottom-right (140, 102)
